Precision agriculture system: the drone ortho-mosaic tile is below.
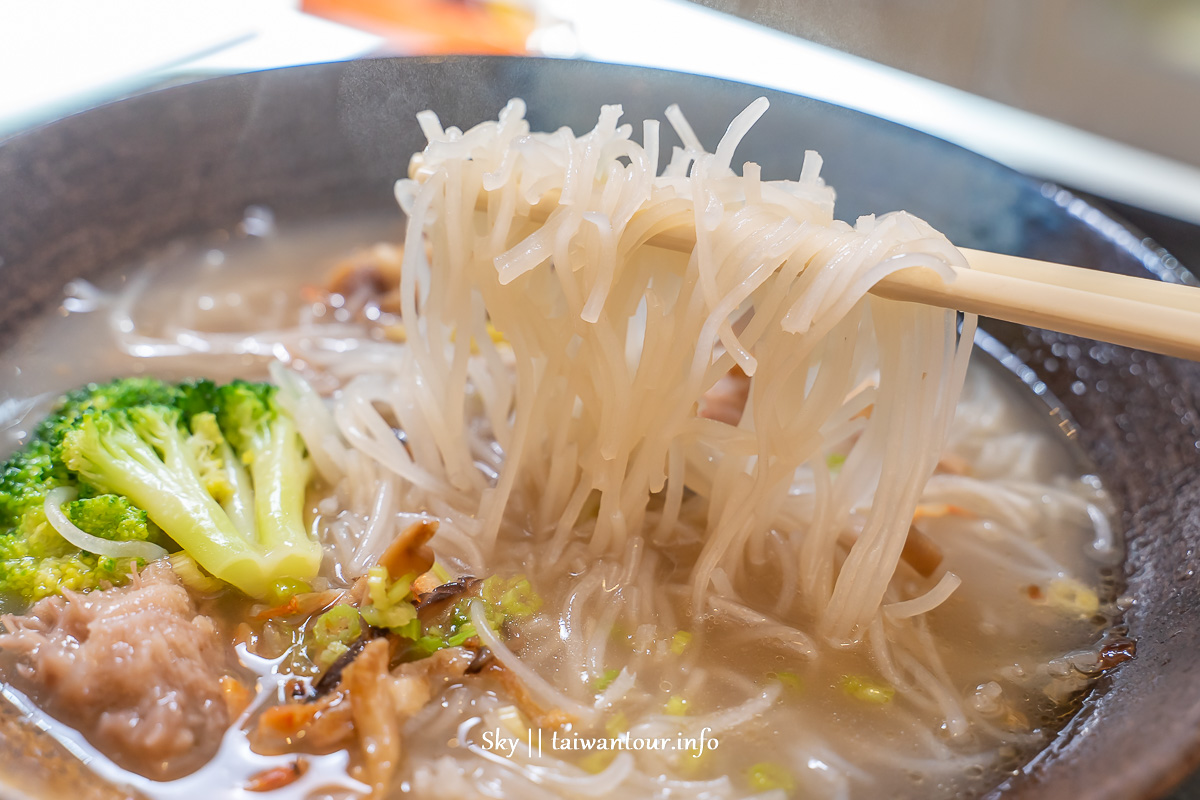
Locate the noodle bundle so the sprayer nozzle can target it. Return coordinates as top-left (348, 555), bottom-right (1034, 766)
top-left (375, 97), bottom-right (977, 641)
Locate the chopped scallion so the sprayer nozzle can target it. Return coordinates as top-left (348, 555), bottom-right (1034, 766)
top-left (595, 668), bottom-right (621, 693)
top-left (747, 761), bottom-right (795, 793)
top-left (841, 674), bottom-right (895, 704)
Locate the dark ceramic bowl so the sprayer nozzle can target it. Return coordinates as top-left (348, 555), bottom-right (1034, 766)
top-left (1, 56), bottom-right (1198, 800)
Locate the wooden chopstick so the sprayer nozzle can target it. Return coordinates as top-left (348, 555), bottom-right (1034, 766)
top-left (629, 223), bottom-right (1200, 358)
top-left (633, 221), bottom-right (1200, 359)
top-left (874, 251), bottom-right (1200, 360)
top-left (414, 163), bottom-right (1200, 360)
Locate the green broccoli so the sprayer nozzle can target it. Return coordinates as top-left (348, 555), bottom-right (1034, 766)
top-left (58, 379), bottom-right (320, 599)
top-left (0, 439), bottom-right (62, 528)
top-left (65, 494), bottom-right (158, 542)
top-left (0, 377), bottom-right (322, 603)
top-left (0, 433), bottom-right (161, 601)
top-left (32, 377), bottom-right (185, 452)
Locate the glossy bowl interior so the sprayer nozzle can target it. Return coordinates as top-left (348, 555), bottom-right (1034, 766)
top-left (1, 56), bottom-right (1199, 800)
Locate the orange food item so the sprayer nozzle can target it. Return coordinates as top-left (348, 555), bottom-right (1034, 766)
top-left (911, 503), bottom-right (974, 522)
top-left (303, 0), bottom-right (534, 56)
top-left (245, 760), bottom-right (309, 792)
top-left (378, 520), bottom-right (438, 579)
top-left (221, 676), bottom-right (254, 720)
top-left (255, 589), bottom-right (348, 621)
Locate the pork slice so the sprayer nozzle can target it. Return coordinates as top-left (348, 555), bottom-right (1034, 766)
top-left (699, 364), bottom-right (751, 426)
top-left (0, 560), bottom-right (237, 778)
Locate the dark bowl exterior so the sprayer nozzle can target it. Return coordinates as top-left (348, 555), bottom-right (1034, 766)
top-left (0, 56), bottom-right (1198, 800)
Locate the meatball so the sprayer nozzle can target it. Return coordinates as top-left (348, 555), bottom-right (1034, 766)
top-left (0, 561), bottom-right (238, 778)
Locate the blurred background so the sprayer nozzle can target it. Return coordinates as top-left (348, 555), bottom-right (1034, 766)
top-left (3, 0), bottom-right (1198, 268)
top-left (696, 0), bottom-right (1200, 170)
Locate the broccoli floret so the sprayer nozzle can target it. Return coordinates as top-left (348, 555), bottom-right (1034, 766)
top-left (0, 440), bottom-right (147, 602)
top-left (0, 552), bottom-right (130, 601)
top-left (0, 439), bottom-right (65, 525)
top-left (0, 376), bottom-right (321, 604)
top-left (65, 494), bottom-right (165, 545)
top-left (58, 379), bottom-right (320, 599)
top-left (34, 377), bottom-right (185, 446)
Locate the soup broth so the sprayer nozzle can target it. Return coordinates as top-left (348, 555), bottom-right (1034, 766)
top-left (0, 213), bottom-right (1124, 800)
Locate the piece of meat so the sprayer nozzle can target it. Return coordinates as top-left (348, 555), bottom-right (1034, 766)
top-left (900, 525), bottom-right (944, 578)
top-left (699, 365), bottom-right (751, 426)
top-left (253, 692), bottom-right (356, 755)
top-left (326, 244), bottom-right (404, 315)
top-left (0, 561), bottom-right (238, 778)
top-left (394, 644), bottom-right (473, 688)
top-left (344, 639), bottom-right (402, 795)
top-left (377, 520), bottom-right (437, 579)
top-left (252, 644), bottom-right (476, 794)
top-left (245, 760), bottom-right (309, 792)
top-left (480, 661), bottom-right (576, 729)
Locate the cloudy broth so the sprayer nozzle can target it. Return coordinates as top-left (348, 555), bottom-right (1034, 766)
top-left (0, 214), bottom-right (1125, 800)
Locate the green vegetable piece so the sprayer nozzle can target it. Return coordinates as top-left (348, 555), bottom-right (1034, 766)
top-left (65, 494), bottom-right (163, 544)
top-left (266, 577), bottom-right (312, 607)
top-left (444, 621), bottom-right (479, 647)
top-left (0, 440), bottom-right (65, 525)
top-left (403, 573), bottom-right (541, 659)
top-left (481, 574), bottom-right (543, 619)
top-left (669, 630), bottom-right (693, 655)
top-left (168, 551), bottom-right (225, 594)
top-left (313, 604), bottom-right (362, 649)
top-left (0, 551), bottom-right (129, 601)
top-left (609, 622), bottom-right (634, 649)
top-left (186, 412), bottom-right (235, 503)
top-left (677, 742), bottom-right (714, 776)
top-left (311, 604), bottom-right (362, 669)
top-left (317, 640), bottom-right (350, 669)
top-left (409, 634), bottom-right (446, 659)
top-left (361, 566), bottom-right (420, 637)
top-left (594, 668), bottom-right (621, 693)
top-left (366, 566), bottom-right (414, 609)
top-left (579, 750), bottom-right (616, 774)
top-left (664, 695), bottom-right (689, 716)
top-left (55, 378), bottom-right (321, 598)
top-left (361, 597), bottom-right (419, 635)
top-left (747, 762), bottom-right (795, 793)
top-left (0, 379), bottom-right (208, 602)
top-left (43, 377), bottom-right (184, 445)
top-left (841, 674), bottom-right (895, 704)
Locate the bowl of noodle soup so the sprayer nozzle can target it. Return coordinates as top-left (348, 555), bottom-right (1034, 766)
top-left (0, 56), bottom-right (1197, 800)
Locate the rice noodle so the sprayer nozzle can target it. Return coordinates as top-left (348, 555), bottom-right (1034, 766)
top-left (390, 98), bottom-right (975, 642)
top-left (468, 599), bottom-right (596, 722)
top-left (883, 572), bottom-right (962, 620)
